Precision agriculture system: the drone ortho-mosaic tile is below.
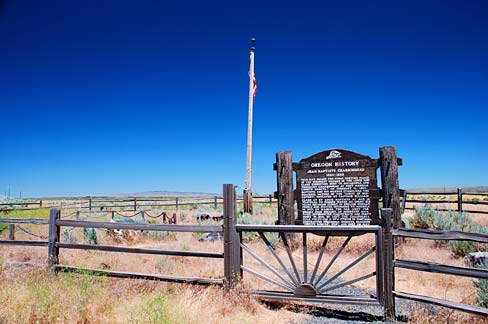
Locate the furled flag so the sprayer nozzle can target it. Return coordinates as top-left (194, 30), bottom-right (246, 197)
top-left (252, 74), bottom-right (257, 97)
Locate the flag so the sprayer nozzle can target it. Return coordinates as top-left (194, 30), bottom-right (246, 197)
top-left (252, 74), bottom-right (257, 97)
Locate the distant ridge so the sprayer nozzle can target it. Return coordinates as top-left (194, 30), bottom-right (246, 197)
top-left (111, 191), bottom-right (218, 198)
top-left (405, 186), bottom-right (488, 194)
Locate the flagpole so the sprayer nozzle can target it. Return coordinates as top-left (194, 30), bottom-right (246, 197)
top-left (244, 37), bottom-right (256, 214)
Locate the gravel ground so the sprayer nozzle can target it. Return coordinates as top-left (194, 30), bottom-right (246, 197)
top-left (261, 275), bottom-right (415, 323)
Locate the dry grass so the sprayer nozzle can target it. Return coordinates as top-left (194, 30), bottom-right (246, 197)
top-left (0, 265), bottom-right (307, 324)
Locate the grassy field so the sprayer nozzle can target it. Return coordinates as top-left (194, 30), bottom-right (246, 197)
top-left (1, 201), bottom-right (488, 323)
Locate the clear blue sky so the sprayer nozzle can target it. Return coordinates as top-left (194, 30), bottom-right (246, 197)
top-left (0, 0), bottom-right (487, 197)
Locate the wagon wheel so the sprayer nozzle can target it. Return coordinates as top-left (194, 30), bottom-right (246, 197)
top-left (241, 232), bottom-right (376, 297)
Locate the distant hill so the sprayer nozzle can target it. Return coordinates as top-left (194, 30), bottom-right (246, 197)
top-left (111, 191), bottom-right (218, 198)
top-left (405, 186), bottom-right (488, 194)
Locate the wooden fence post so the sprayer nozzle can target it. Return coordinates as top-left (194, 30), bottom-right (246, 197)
top-left (134, 197), bottom-right (137, 211)
top-left (175, 197), bottom-right (179, 210)
top-left (268, 194), bottom-right (272, 205)
top-left (89, 198), bottom-right (92, 211)
top-left (223, 184), bottom-right (239, 289)
top-left (214, 196), bottom-right (218, 209)
top-left (276, 151), bottom-right (295, 225)
top-left (39, 199), bottom-right (43, 208)
top-left (47, 208), bottom-right (61, 270)
top-left (380, 147), bottom-right (401, 230)
top-left (8, 224), bottom-right (15, 240)
top-left (457, 188), bottom-right (463, 214)
top-left (382, 208), bottom-right (395, 322)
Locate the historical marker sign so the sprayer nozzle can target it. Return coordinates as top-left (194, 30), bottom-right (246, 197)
top-left (295, 149), bottom-right (380, 226)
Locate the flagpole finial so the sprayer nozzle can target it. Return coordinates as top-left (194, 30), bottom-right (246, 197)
top-left (250, 37), bottom-right (256, 51)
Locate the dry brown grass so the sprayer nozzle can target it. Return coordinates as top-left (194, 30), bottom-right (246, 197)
top-left (0, 265), bottom-right (307, 324)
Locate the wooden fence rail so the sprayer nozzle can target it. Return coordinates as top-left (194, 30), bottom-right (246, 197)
top-left (402, 188), bottom-right (488, 215)
top-left (391, 226), bottom-right (488, 317)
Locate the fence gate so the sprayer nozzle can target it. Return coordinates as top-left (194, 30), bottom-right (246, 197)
top-left (235, 224), bottom-right (384, 306)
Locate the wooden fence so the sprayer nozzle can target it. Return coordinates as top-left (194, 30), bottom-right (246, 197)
top-left (401, 188), bottom-right (488, 215)
top-left (0, 194), bottom-right (276, 212)
top-left (2, 185), bottom-right (488, 320)
top-left (389, 226), bottom-right (488, 317)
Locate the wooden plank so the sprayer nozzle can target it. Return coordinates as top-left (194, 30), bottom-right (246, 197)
top-left (56, 243), bottom-right (224, 258)
top-left (406, 199), bottom-right (459, 204)
top-left (402, 207), bottom-right (488, 215)
top-left (47, 208), bottom-right (60, 267)
top-left (0, 240), bottom-right (48, 246)
top-left (463, 201), bottom-right (488, 206)
top-left (223, 184), bottom-right (239, 289)
top-left (55, 265), bottom-right (224, 286)
top-left (276, 151), bottom-right (295, 225)
top-left (8, 224), bottom-right (15, 240)
top-left (380, 146), bottom-right (402, 230)
top-left (394, 259), bottom-right (488, 279)
top-left (0, 218), bottom-right (49, 224)
top-left (457, 188), bottom-right (463, 214)
top-left (236, 224), bottom-right (380, 234)
top-left (393, 291), bottom-right (488, 316)
top-left (382, 208), bottom-right (395, 321)
top-left (254, 290), bottom-right (379, 305)
top-left (56, 220), bottom-right (222, 233)
top-left (392, 228), bottom-right (488, 243)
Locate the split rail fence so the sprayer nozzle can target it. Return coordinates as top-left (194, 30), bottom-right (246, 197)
top-left (1, 185), bottom-right (488, 320)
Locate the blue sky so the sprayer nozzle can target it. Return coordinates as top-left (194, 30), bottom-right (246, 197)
top-left (0, 0), bottom-right (487, 197)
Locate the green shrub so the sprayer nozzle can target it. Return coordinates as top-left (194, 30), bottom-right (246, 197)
top-left (148, 230), bottom-right (176, 241)
top-left (155, 257), bottom-right (175, 272)
top-left (180, 244), bottom-right (191, 251)
top-left (62, 228), bottom-right (76, 243)
top-left (476, 262), bottom-right (488, 308)
top-left (83, 228), bottom-right (98, 245)
top-left (409, 204), bottom-right (487, 257)
top-left (0, 223), bottom-right (7, 234)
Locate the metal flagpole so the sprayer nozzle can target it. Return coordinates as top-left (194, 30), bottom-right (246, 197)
top-left (244, 37), bottom-right (256, 214)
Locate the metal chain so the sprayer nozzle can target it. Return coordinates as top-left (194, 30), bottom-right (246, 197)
top-left (114, 211), bottom-right (141, 218)
top-left (144, 211), bottom-right (167, 219)
top-left (60, 211), bottom-right (78, 219)
top-left (15, 225), bottom-right (48, 239)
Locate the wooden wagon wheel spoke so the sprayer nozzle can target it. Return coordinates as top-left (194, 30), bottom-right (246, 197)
top-left (319, 272), bottom-right (376, 294)
top-left (316, 246), bottom-right (376, 291)
top-left (303, 232), bottom-right (308, 283)
top-left (279, 232), bottom-right (302, 284)
top-left (309, 234), bottom-right (330, 284)
top-left (313, 235), bottom-right (352, 286)
top-left (240, 242), bottom-right (296, 291)
top-left (241, 266), bottom-right (295, 292)
top-left (258, 232), bottom-right (301, 286)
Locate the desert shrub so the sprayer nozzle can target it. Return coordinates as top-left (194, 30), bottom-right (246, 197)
top-left (155, 257), bottom-right (176, 272)
top-left (475, 262), bottom-right (488, 308)
top-left (471, 197), bottom-right (480, 202)
top-left (180, 244), bottom-right (191, 251)
top-left (197, 204), bottom-right (222, 213)
top-left (410, 204), bottom-right (437, 229)
top-left (238, 212), bottom-right (279, 246)
top-left (83, 228), bottom-right (98, 245)
top-left (62, 228), bottom-right (76, 243)
top-left (148, 230), bottom-right (176, 241)
top-left (409, 205), bottom-right (487, 257)
top-left (0, 223), bottom-right (6, 234)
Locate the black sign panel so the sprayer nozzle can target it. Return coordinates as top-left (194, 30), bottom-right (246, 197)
top-left (295, 149), bottom-right (380, 226)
